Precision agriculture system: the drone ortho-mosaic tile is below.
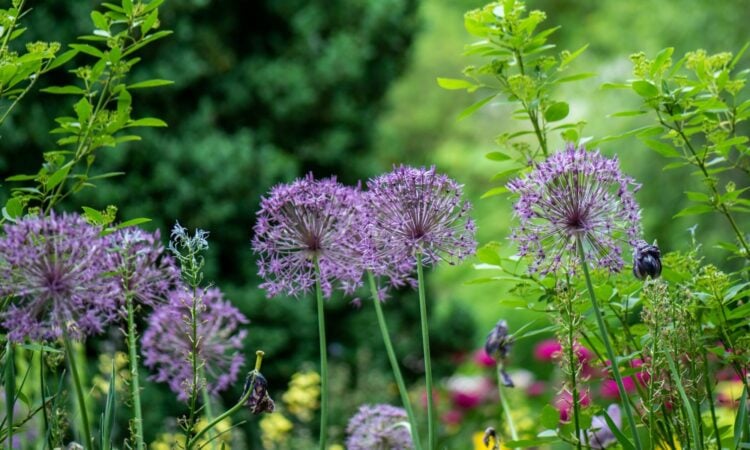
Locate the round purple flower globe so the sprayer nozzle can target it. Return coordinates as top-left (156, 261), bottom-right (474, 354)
top-left (345, 404), bottom-right (414, 450)
top-left (507, 144), bottom-right (642, 276)
top-left (252, 174), bottom-right (366, 298)
top-left (0, 213), bottom-right (121, 342)
top-left (364, 166), bottom-right (476, 285)
top-left (107, 227), bottom-right (180, 309)
top-left (141, 287), bottom-right (248, 401)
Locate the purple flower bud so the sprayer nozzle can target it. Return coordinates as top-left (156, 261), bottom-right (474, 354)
top-left (632, 240), bottom-right (661, 280)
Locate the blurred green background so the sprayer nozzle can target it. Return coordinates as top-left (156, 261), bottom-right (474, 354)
top-left (2, 0), bottom-right (750, 447)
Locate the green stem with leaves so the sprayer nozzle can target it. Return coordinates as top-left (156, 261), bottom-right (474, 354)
top-left (577, 238), bottom-right (642, 450)
top-left (367, 271), bottom-right (423, 450)
top-left (313, 257), bottom-right (329, 450)
top-left (62, 330), bottom-right (93, 449)
top-left (188, 351), bottom-right (265, 449)
top-left (125, 294), bottom-right (145, 450)
top-left (497, 369), bottom-right (518, 447)
top-left (416, 252), bottom-right (436, 449)
top-left (185, 287), bottom-right (202, 446)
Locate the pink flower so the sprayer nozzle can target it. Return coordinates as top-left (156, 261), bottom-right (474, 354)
top-left (534, 339), bottom-right (562, 361)
top-left (526, 381), bottom-right (546, 397)
top-left (474, 348), bottom-right (496, 367)
top-left (631, 359), bottom-right (650, 385)
top-left (555, 389), bottom-right (591, 422)
top-left (441, 409), bottom-right (463, 426)
top-left (452, 391), bottom-right (482, 409)
top-left (600, 377), bottom-right (636, 400)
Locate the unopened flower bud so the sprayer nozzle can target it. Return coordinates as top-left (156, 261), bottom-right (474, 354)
top-left (633, 240), bottom-right (662, 280)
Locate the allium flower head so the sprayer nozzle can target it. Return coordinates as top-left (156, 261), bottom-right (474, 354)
top-left (583, 404), bottom-right (621, 449)
top-left (252, 174), bottom-right (365, 298)
top-left (507, 144), bottom-right (642, 275)
top-left (0, 213), bottom-right (120, 342)
top-left (141, 287), bottom-right (248, 401)
top-left (345, 404), bottom-right (414, 450)
top-left (364, 166), bottom-right (476, 285)
top-left (108, 227), bottom-right (179, 308)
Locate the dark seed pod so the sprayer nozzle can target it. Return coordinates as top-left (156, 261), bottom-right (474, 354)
top-left (633, 240), bottom-right (662, 280)
top-left (243, 371), bottom-right (275, 415)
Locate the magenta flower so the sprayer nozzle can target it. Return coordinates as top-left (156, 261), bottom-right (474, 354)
top-left (507, 144), bottom-right (641, 275)
top-left (345, 404), bottom-right (414, 450)
top-left (0, 213), bottom-right (120, 342)
top-left (364, 166), bottom-right (476, 285)
top-left (141, 287), bottom-right (248, 401)
top-left (600, 377), bottom-right (636, 400)
top-left (107, 227), bottom-right (180, 309)
top-left (534, 339), bottom-right (562, 361)
top-left (555, 389), bottom-right (591, 422)
top-left (252, 174), bottom-right (365, 298)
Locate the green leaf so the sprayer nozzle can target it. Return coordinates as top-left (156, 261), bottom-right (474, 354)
top-left (436, 77), bottom-right (475, 90)
top-left (41, 85), bottom-right (86, 95)
top-left (2, 197), bottom-right (23, 220)
top-left (127, 117), bottom-right (167, 127)
top-left (47, 49), bottom-right (79, 70)
top-left (540, 405), bottom-right (559, 429)
top-left (650, 47), bottom-right (674, 77)
top-left (117, 217), bottom-right (152, 228)
top-left (128, 79), bottom-right (173, 89)
top-left (640, 138), bottom-right (681, 158)
top-left (74, 98), bottom-right (93, 123)
top-left (46, 162), bottom-right (73, 190)
top-left (505, 436), bottom-right (561, 447)
top-left (544, 102), bottom-right (569, 122)
top-left (485, 151), bottom-right (511, 161)
top-left (69, 44), bottom-right (104, 58)
top-left (674, 204), bottom-right (714, 218)
top-left (480, 186), bottom-right (507, 199)
top-left (631, 80), bottom-right (659, 98)
top-left (609, 110), bottom-right (647, 117)
top-left (556, 72), bottom-right (596, 83)
top-left (141, 9), bottom-right (159, 34)
top-left (666, 354), bottom-right (702, 449)
top-left (457, 94), bottom-right (496, 121)
top-left (476, 245), bottom-right (503, 266)
top-left (91, 11), bottom-right (109, 31)
top-left (82, 206), bottom-right (106, 224)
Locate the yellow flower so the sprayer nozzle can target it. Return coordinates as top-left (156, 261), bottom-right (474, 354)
top-left (150, 433), bottom-right (186, 450)
top-left (92, 352), bottom-right (130, 398)
top-left (328, 445), bottom-right (344, 450)
top-left (654, 438), bottom-right (681, 450)
top-left (260, 412), bottom-right (294, 449)
top-left (472, 431), bottom-right (512, 450)
top-left (195, 416), bottom-right (233, 449)
top-left (282, 371), bottom-right (320, 422)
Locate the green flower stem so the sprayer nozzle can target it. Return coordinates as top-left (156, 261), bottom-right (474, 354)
top-left (200, 370), bottom-right (217, 450)
top-left (5, 342), bottom-right (14, 450)
top-left (188, 351), bottom-right (265, 449)
top-left (313, 257), bottom-right (329, 450)
top-left (125, 295), bottom-right (145, 450)
top-left (367, 271), bottom-right (423, 450)
top-left (576, 238), bottom-right (642, 450)
top-left (416, 253), bottom-right (436, 449)
top-left (62, 329), bottom-right (93, 449)
top-left (497, 369), bottom-right (518, 447)
top-left (185, 287), bottom-right (202, 445)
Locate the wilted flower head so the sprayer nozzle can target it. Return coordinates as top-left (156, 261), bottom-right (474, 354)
top-left (633, 240), bottom-right (662, 280)
top-left (252, 174), bottom-right (365, 298)
top-left (108, 227), bottom-right (179, 308)
top-left (485, 319), bottom-right (512, 360)
top-left (583, 404), bottom-right (621, 449)
top-left (141, 287), bottom-right (248, 401)
top-left (244, 372), bottom-right (275, 415)
top-left (364, 166), bottom-right (476, 285)
top-left (507, 144), bottom-right (641, 275)
top-left (0, 213), bottom-right (120, 341)
top-left (345, 404), bottom-right (414, 450)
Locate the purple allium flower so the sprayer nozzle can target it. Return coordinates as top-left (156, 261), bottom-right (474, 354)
top-left (582, 404), bottom-right (621, 449)
top-left (107, 228), bottom-right (180, 308)
top-left (141, 287), bottom-right (248, 401)
top-left (0, 213), bottom-right (120, 342)
top-left (252, 174), bottom-right (365, 298)
top-left (507, 144), bottom-right (642, 275)
top-left (345, 404), bottom-right (414, 450)
top-left (364, 166), bottom-right (476, 285)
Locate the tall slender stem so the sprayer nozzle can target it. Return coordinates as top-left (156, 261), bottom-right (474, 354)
top-left (125, 295), bottom-right (145, 450)
top-left (416, 252), bottom-right (435, 449)
top-left (576, 238), bottom-right (642, 450)
top-left (200, 372), bottom-right (217, 450)
top-left (62, 330), bottom-right (93, 449)
top-left (367, 271), bottom-right (423, 450)
top-left (185, 287), bottom-right (201, 445)
top-left (313, 257), bottom-right (329, 450)
top-left (5, 342), bottom-right (14, 450)
top-left (497, 371), bottom-right (518, 447)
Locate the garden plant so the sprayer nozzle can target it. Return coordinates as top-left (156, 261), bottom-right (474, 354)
top-left (0, 0), bottom-right (749, 449)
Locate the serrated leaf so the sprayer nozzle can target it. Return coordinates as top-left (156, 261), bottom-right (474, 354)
top-left (41, 85), bottom-right (86, 95)
top-left (544, 101), bottom-right (569, 122)
top-left (436, 77), bottom-right (475, 90)
top-left (127, 117), bottom-right (167, 127)
top-left (632, 80), bottom-right (659, 98)
top-left (457, 94), bottom-right (496, 121)
top-left (128, 79), bottom-right (173, 89)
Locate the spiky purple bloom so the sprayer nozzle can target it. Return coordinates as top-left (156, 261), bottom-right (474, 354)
top-left (141, 287), bottom-right (248, 401)
top-left (582, 404), bottom-right (621, 449)
top-left (345, 404), bottom-right (414, 450)
top-left (252, 174), bottom-right (365, 298)
top-left (364, 166), bottom-right (476, 285)
top-left (107, 228), bottom-right (180, 309)
top-left (0, 213), bottom-right (120, 342)
top-left (507, 144), bottom-right (642, 276)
